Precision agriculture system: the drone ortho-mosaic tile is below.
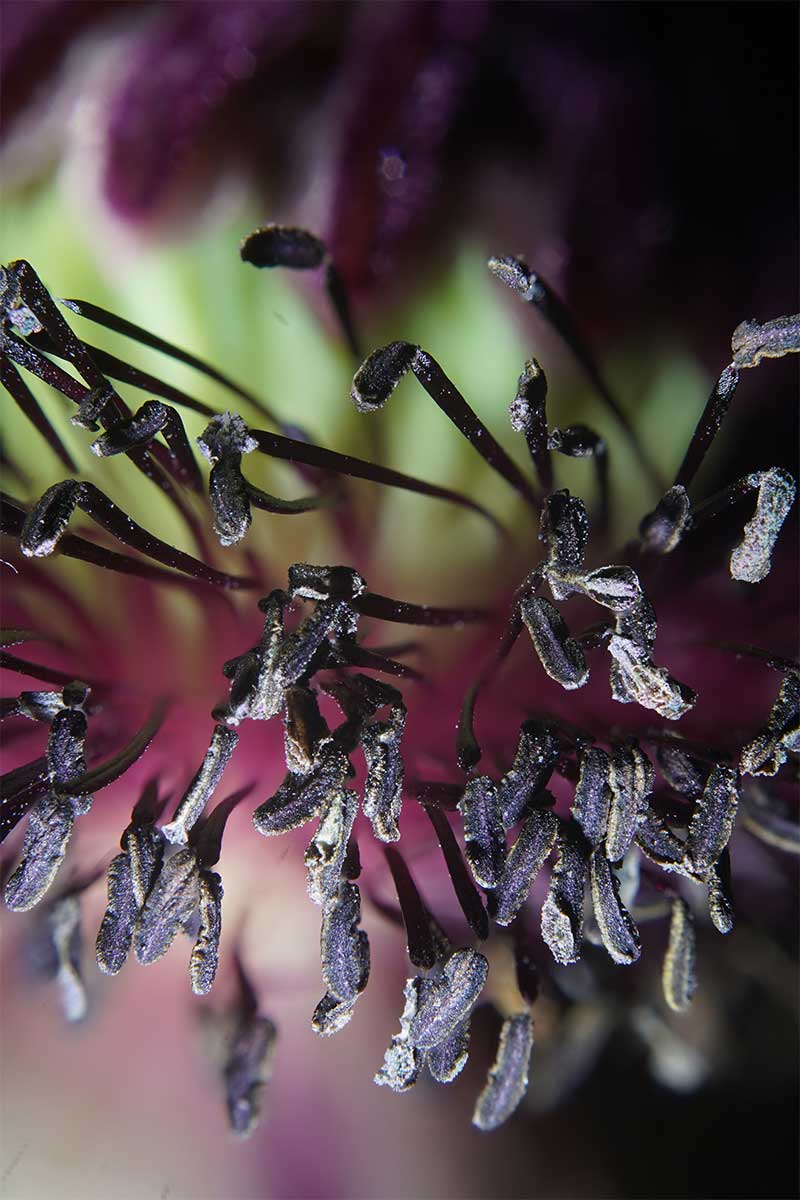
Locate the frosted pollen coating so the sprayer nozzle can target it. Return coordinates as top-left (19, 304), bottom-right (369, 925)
top-left (304, 786), bottom-right (358, 905)
top-left (190, 869), bottom-right (224, 995)
top-left (319, 881), bottom-right (370, 1005)
top-left (374, 977), bottom-right (425, 1092)
top-left (686, 764), bottom-right (740, 875)
top-left (4, 795), bottom-right (75, 911)
top-left (497, 720), bottom-right (560, 829)
top-left (312, 993), bottom-right (356, 1036)
top-left (426, 1020), bottom-right (471, 1083)
top-left (729, 469), bottom-right (795, 583)
top-left (458, 775), bottom-right (506, 889)
top-left (608, 633), bottom-right (695, 720)
top-left (730, 313), bottom-right (800, 368)
top-left (162, 725), bottom-right (239, 844)
top-left (571, 747), bottom-right (612, 847)
top-left (589, 850), bottom-right (641, 966)
top-left (362, 718), bottom-right (405, 843)
top-left (253, 744), bottom-right (349, 836)
top-left (133, 846), bottom-right (200, 965)
top-left (409, 949), bottom-right (489, 1052)
top-left (739, 671), bottom-right (800, 776)
top-left (487, 255), bottom-right (547, 304)
top-left (19, 480), bottom-right (85, 557)
top-left (541, 826), bottom-right (588, 964)
top-left (472, 1012), bottom-right (534, 1131)
top-left (90, 400), bottom-right (168, 457)
top-left (491, 805), bottom-right (558, 926)
top-left (521, 595), bottom-right (589, 690)
top-left (605, 744), bottom-right (654, 864)
top-left (662, 898), bottom-right (698, 1013)
top-left (95, 852), bottom-right (137, 975)
top-left (635, 803), bottom-right (687, 872)
top-left (350, 341), bottom-right (418, 412)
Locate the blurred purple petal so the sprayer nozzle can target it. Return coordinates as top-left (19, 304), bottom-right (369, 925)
top-left (103, 1), bottom-right (312, 219)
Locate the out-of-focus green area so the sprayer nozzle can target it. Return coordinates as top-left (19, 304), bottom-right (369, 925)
top-left (1, 183), bottom-right (709, 602)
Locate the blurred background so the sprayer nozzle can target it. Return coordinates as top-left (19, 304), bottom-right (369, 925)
top-left (1, 3), bottom-right (798, 1199)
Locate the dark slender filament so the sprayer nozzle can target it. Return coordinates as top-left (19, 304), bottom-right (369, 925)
top-left (0, 356), bottom-right (76, 472)
top-left (423, 804), bottom-right (489, 940)
top-left (64, 700), bottom-right (167, 796)
top-left (251, 429), bottom-right (504, 535)
top-left (355, 592), bottom-right (488, 627)
top-left (383, 845), bottom-right (437, 970)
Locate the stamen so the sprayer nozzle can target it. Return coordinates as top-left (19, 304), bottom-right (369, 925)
top-left (251, 428), bottom-right (503, 534)
top-left (655, 743), bottom-right (709, 799)
top-left (487, 254), bottom-right (663, 489)
top-left (589, 849), bottom-right (641, 966)
top-left (662, 897), bottom-right (697, 1013)
top-left (162, 725), bottom-right (239, 845)
top-left (352, 343), bottom-right (539, 509)
top-left (316, 880), bottom-right (370, 1030)
top-left (427, 1019), bottom-right (471, 1084)
top-left (472, 1011), bottom-right (534, 1132)
top-left (730, 314), bottom-right (800, 368)
top-left (133, 846), bottom-right (200, 965)
top-left (253, 746), bottom-right (349, 836)
top-left (355, 590), bottom-right (488, 627)
top-left (739, 670), bottom-right (799, 776)
top-left (224, 1013), bottom-right (277, 1138)
top-left (374, 977), bottom-right (425, 1093)
top-left (635, 803), bottom-right (687, 873)
top-left (241, 224), bottom-right (361, 358)
top-left (0, 355), bottom-right (77, 471)
top-left (96, 810), bottom-right (165, 976)
top-left (362, 713), bottom-right (406, 844)
top-left (520, 595), bottom-right (589, 690)
top-left (189, 868), bottom-right (224, 995)
top-left (4, 794), bottom-right (75, 911)
top-left (490, 804), bottom-right (558, 927)
top-left (706, 849), bottom-right (735, 934)
top-left (3, 492), bottom-right (253, 591)
top-left (497, 720), bottom-right (561, 829)
top-left (729, 468), bottom-right (795, 583)
top-left (409, 948), bottom-right (489, 1052)
top-left (540, 823), bottom-right (589, 965)
top-left (15, 481), bottom-right (252, 588)
top-left (685, 764), bottom-right (740, 875)
top-left (458, 775), bottom-right (506, 890)
top-left (674, 365), bottom-right (739, 492)
top-left (571, 746), bottom-right (612, 847)
top-left (639, 485), bottom-right (692, 554)
top-left (605, 743), bottom-right (654, 864)
top-left (60, 295), bottom-right (286, 428)
top-left (509, 359), bottom-right (551, 489)
top-left (305, 786), bottom-right (358, 905)
top-left (423, 803), bottom-right (489, 940)
top-left (384, 845), bottom-right (437, 970)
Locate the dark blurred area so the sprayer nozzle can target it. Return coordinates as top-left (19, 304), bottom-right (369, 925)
top-left (2, 1), bottom-right (798, 348)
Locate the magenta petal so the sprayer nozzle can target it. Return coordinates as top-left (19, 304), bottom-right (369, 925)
top-left (102, 1), bottom-right (311, 220)
top-left (325, 1), bottom-right (488, 298)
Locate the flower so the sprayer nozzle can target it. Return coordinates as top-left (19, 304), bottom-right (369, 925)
top-left (1, 7), bottom-right (799, 1199)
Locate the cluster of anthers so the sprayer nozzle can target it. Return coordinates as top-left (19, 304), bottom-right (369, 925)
top-left (1, 226), bottom-right (798, 1136)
